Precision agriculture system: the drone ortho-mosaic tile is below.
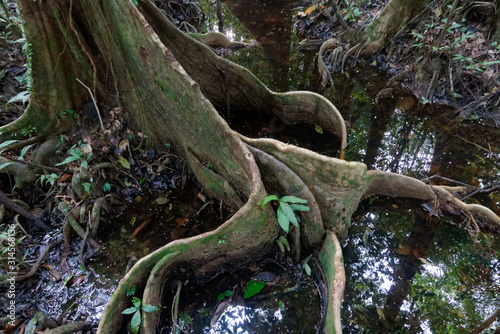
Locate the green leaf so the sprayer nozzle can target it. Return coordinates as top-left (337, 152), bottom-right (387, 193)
top-left (0, 139), bottom-right (19, 151)
top-left (122, 307), bottom-right (139, 315)
top-left (279, 202), bottom-right (298, 227)
top-left (130, 310), bottom-right (141, 334)
top-left (132, 0), bottom-right (139, 6)
top-left (280, 196), bottom-right (307, 204)
top-left (289, 203), bottom-right (310, 212)
top-left (278, 235), bottom-right (290, 252)
top-left (0, 162), bottom-right (13, 171)
top-left (18, 144), bottom-right (35, 161)
top-left (127, 286), bottom-right (136, 296)
top-left (103, 182), bottom-right (111, 192)
top-left (304, 261), bottom-right (311, 276)
top-left (142, 304), bottom-right (159, 313)
top-left (277, 207), bottom-right (290, 233)
top-left (117, 156), bottom-right (131, 169)
top-left (243, 280), bottom-right (266, 299)
top-left (56, 155), bottom-right (81, 166)
top-left (261, 195), bottom-right (278, 207)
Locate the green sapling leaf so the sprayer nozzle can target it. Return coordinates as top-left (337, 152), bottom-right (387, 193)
top-left (289, 203), bottom-right (310, 212)
top-left (130, 310), bottom-right (141, 334)
top-left (244, 280), bottom-right (266, 299)
top-left (280, 196), bottom-right (307, 204)
top-left (122, 307), bottom-right (138, 315)
top-left (277, 207), bottom-right (290, 233)
top-left (261, 195), bottom-right (279, 208)
top-left (279, 202), bottom-right (298, 227)
top-left (142, 304), bottom-right (159, 313)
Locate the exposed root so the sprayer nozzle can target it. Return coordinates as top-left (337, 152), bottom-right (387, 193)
top-left (318, 231), bottom-right (345, 333)
top-left (189, 31), bottom-right (254, 50)
top-left (0, 188), bottom-right (52, 232)
top-left (431, 185), bottom-right (500, 229)
top-left (58, 202), bottom-right (100, 250)
top-left (9, 239), bottom-right (63, 283)
top-left (41, 321), bottom-right (91, 334)
top-left (246, 143), bottom-right (325, 250)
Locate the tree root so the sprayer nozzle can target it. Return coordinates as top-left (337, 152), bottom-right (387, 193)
top-left (0, 188), bottom-right (52, 232)
top-left (241, 136), bottom-right (368, 239)
top-left (246, 143), bottom-right (325, 250)
top-left (188, 31), bottom-right (254, 50)
top-left (3, 239), bottom-right (63, 283)
top-left (318, 231), bottom-right (345, 333)
top-left (139, 1), bottom-right (347, 158)
top-left (58, 202), bottom-right (100, 250)
top-left (97, 195), bottom-right (277, 333)
top-left (41, 321), bottom-right (91, 334)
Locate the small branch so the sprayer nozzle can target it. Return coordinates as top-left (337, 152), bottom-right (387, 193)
top-left (330, 0), bottom-right (349, 30)
top-left (0, 189), bottom-right (52, 232)
top-left (76, 78), bottom-right (105, 131)
top-left (16, 239), bottom-right (64, 281)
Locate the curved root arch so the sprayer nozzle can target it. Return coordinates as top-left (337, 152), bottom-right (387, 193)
top-left (139, 1), bottom-right (347, 158)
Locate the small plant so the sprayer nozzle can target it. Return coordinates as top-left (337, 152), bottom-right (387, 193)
top-left (218, 235), bottom-right (227, 244)
top-left (260, 195), bottom-right (310, 233)
top-left (122, 287), bottom-right (159, 334)
top-left (243, 279), bottom-right (266, 299)
top-left (56, 141), bottom-right (92, 167)
top-left (217, 290), bottom-right (233, 301)
top-left (20, 125), bottom-right (37, 138)
top-left (38, 173), bottom-right (58, 187)
top-left (343, 0), bottom-right (361, 22)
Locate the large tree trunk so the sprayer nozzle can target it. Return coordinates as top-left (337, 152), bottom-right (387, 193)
top-left (7, 1), bottom-right (500, 333)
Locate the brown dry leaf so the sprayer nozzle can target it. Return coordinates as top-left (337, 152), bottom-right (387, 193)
top-left (70, 275), bottom-right (86, 287)
top-left (42, 264), bottom-right (62, 281)
top-left (119, 139), bottom-right (129, 151)
top-left (57, 173), bottom-right (73, 182)
top-left (197, 193), bottom-right (207, 202)
top-left (396, 245), bottom-right (411, 255)
top-left (175, 217), bottom-right (189, 226)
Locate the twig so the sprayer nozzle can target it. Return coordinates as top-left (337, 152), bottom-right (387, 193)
top-left (16, 239), bottom-right (64, 281)
top-left (0, 189), bottom-right (52, 232)
top-left (76, 78), bottom-right (105, 131)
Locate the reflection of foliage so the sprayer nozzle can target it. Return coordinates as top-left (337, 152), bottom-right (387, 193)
top-left (343, 203), bottom-right (500, 333)
top-left (411, 223), bottom-right (500, 333)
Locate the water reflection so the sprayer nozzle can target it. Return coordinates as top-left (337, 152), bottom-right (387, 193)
top-left (212, 1), bottom-right (499, 331)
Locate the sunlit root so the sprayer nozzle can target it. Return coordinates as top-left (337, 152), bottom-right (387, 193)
top-left (318, 38), bottom-right (341, 87)
top-left (41, 321), bottom-right (91, 334)
top-left (431, 185), bottom-right (500, 229)
top-left (318, 231), bottom-right (345, 333)
top-left (364, 170), bottom-right (500, 230)
top-left (189, 31), bottom-right (254, 50)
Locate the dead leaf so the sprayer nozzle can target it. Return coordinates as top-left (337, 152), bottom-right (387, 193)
top-left (154, 196), bottom-right (169, 205)
top-left (42, 264), bottom-right (62, 281)
top-left (117, 156), bottom-right (130, 169)
top-left (175, 217), bottom-right (189, 226)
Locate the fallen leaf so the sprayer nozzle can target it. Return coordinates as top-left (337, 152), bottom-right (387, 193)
top-left (175, 217), bottom-right (189, 226)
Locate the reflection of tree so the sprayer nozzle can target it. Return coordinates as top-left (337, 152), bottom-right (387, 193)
top-left (224, 0), bottom-right (308, 91)
top-left (383, 212), bottom-right (437, 328)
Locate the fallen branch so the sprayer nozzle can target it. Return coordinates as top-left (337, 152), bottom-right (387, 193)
top-left (0, 189), bottom-right (52, 232)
